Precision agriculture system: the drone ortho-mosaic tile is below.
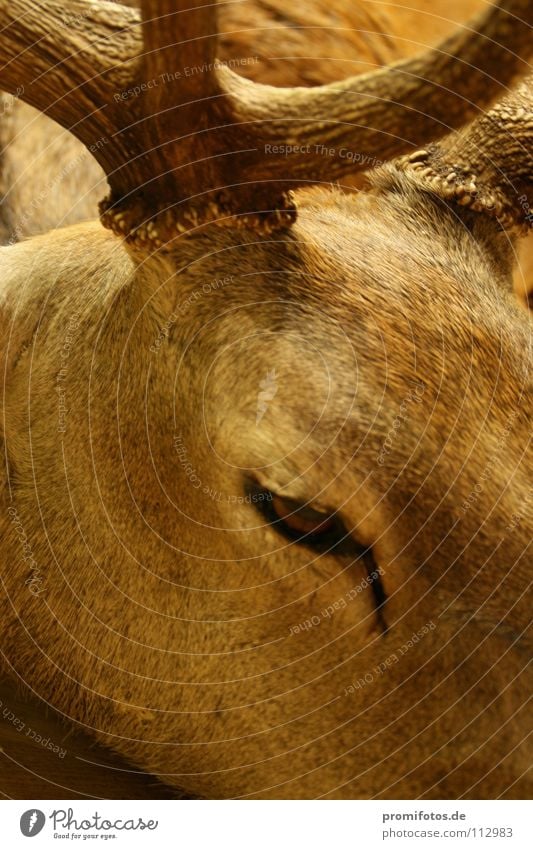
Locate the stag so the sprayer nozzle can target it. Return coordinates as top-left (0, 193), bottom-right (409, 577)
top-left (0, 0), bottom-right (531, 800)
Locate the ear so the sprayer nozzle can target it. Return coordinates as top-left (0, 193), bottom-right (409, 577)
top-left (0, 259), bottom-right (15, 383)
top-left (0, 247), bottom-right (38, 489)
top-left (515, 234), bottom-right (533, 310)
top-left (0, 270), bottom-right (13, 498)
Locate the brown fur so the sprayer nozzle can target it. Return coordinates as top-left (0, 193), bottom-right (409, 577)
top-left (0, 0), bottom-right (531, 799)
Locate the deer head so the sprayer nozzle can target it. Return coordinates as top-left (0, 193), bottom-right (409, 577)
top-left (0, 0), bottom-right (531, 799)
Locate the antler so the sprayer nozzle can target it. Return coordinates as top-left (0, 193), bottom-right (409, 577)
top-left (399, 76), bottom-right (533, 231)
top-left (1, 0), bottom-right (532, 247)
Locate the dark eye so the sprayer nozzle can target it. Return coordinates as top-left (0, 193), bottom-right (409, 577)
top-left (270, 494), bottom-right (335, 538)
top-left (249, 483), bottom-right (348, 549)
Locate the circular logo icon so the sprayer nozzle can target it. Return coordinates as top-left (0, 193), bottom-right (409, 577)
top-left (20, 810), bottom-right (46, 837)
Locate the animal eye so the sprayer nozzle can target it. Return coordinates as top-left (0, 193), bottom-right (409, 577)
top-left (250, 484), bottom-right (341, 546)
top-left (271, 494), bottom-right (335, 538)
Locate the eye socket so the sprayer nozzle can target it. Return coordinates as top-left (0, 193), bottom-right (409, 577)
top-left (247, 482), bottom-right (387, 631)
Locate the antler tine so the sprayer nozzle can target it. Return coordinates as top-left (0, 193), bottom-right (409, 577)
top-left (115, 0), bottom-right (225, 245)
top-left (104, 0), bottom-right (533, 246)
top-left (1, 0), bottom-right (532, 250)
top-left (0, 1), bottom-right (140, 152)
top-left (141, 0), bottom-right (219, 102)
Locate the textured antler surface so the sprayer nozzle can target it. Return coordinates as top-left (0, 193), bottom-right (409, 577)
top-left (0, 0), bottom-right (532, 246)
top-left (400, 76), bottom-right (533, 231)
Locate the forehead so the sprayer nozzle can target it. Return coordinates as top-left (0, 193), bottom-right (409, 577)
top-left (193, 186), bottom-right (489, 388)
top-left (190, 184), bottom-right (513, 477)
top-left (176, 180), bottom-right (500, 338)
top-left (205, 185), bottom-right (492, 328)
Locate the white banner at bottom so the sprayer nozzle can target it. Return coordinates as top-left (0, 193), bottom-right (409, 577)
top-left (1, 799), bottom-right (530, 848)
